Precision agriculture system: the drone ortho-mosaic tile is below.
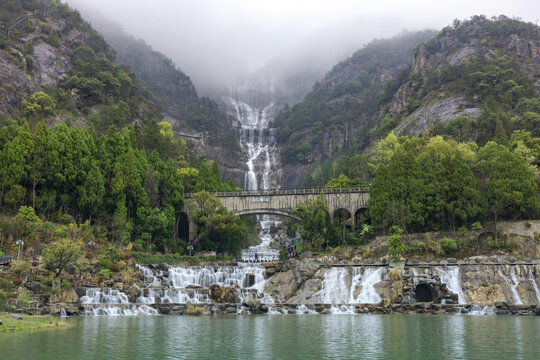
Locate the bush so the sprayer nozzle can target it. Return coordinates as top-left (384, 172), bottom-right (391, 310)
top-left (109, 263), bottom-right (121, 272)
top-left (471, 222), bottom-right (482, 230)
top-left (525, 222), bottom-right (532, 228)
top-left (12, 277), bottom-right (23, 286)
top-left (104, 247), bottom-right (121, 262)
top-left (85, 252), bottom-right (93, 259)
top-left (11, 260), bottom-right (30, 275)
top-left (407, 241), bottom-right (426, 254)
top-left (440, 237), bottom-right (459, 254)
top-left (99, 258), bottom-right (112, 269)
top-left (98, 269), bottom-right (111, 279)
top-left (61, 279), bottom-right (70, 288)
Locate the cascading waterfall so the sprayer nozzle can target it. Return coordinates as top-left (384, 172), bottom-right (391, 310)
top-left (437, 267), bottom-right (467, 304)
top-left (528, 270), bottom-right (540, 303)
top-left (498, 268), bottom-right (523, 305)
top-left (136, 265), bottom-right (273, 305)
top-left (81, 288), bottom-right (158, 316)
top-left (468, 305), bottom-right (495, 316)
top-left (314, 267), bottom-right (385, 306)
top-left (227, 87), bottom-right (280, 263)
top-left (350, 267), bottom-right (385, 304)
top-left (317, 268), bottom-right (351, 304)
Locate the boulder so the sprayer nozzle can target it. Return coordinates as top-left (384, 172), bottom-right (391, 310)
top-left (11, 314), bottom-right (23, 320)
top-left (242, 295), bottom-right (255, 307)
top-left (51, 287), bottom-right (79, 303)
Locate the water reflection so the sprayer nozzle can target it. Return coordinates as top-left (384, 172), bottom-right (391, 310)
top-left (2, 315), bottom-right (540, 360)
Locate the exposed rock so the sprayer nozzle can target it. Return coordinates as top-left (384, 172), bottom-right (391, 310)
top-left (50, 287), bottom-right (79, 303)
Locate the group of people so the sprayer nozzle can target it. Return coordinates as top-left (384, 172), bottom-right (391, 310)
top-left (287, 245), bottom-right (300, 258)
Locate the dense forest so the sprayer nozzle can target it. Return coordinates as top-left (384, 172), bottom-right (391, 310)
top-left (0, 0), bottom-right (254, 258)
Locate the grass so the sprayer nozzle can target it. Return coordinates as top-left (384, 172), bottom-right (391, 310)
top-left (0, 314), bottom-right (73, 333)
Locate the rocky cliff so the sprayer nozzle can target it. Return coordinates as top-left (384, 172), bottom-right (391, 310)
top-left (276, 16), bottom-right (540, 188)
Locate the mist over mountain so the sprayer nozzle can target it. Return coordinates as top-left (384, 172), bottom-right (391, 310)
top-left (65, 0), bottom-right (539, 102)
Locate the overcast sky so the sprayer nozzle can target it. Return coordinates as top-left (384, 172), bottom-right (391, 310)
top-left (66, 0), bottom-right (540, 95)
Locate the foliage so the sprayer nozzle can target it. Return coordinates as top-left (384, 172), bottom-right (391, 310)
top-left (42, 237), bottom-right (83, 286)
top-left (186, 191), bottom-right (249, 254)
top-left (440, 237), bottom-right (459, 254)
top-left (293, 195), bottom-right (332, 250)
top-left (387, 226), bottom-right (405, 261)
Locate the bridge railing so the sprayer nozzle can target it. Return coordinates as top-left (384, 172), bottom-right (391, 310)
top-left (184, 187), bottom-right (369, 198)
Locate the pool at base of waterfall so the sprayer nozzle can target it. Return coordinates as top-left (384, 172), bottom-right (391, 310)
top-left (3, 315), bottom-right (540, 359)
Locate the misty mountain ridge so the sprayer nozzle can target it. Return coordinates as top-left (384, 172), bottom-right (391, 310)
top-left (275, 15), bottom-right (540, 188)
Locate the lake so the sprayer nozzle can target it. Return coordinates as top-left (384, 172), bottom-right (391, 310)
top-left (1, 314), bottom-right (540, 359)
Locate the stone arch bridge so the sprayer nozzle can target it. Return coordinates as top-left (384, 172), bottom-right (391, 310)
top-left (182, 188), bottom-right (370, 240)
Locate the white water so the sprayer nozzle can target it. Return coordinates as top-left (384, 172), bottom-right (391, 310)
top-left (81, 288), bottom-right (158, 316)
top-left (60, 308), bottom-right (67, 318)
top-left (228, 89), bottom-right (280, 263)
top-left (86, 304), bottom-right (158, 316)
top-left (314, 267), bottom-right (385, 305)
top-left (498, 268), bottom-right (523, 305)
top-left (437, 267), bottom-right (467, 304)
top-left (135, 265), bottom-right (273, 305)
top-left (330, 305), bottom-right (356, 314)
top-left (296, 305), bottom-right (317, 314)
top-left (317, 268), bottom-right (351, 304)
top-left (350, 267), bottom-right (385, 304)
top-left (528, 270), bottom-right (540, 304)
top-left (468, 305), bottom-right (495, 316)
top-left (81, 288), bottom-right (130, 304)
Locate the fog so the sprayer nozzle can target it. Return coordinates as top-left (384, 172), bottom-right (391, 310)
top-left (65, 0), bottom-right (539, 99)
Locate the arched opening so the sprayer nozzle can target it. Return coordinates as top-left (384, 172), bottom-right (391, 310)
top-left (176, 212), bottom-right (190, 241)
top-left (415, 284), bottom-right (434, 302)
top-left (355, 208), bottom-right (370, 227)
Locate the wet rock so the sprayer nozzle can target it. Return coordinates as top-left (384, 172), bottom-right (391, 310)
top-left (447, 258), bottom-right (457, 264)
top-left (242, 296), bottom-right (255, 307)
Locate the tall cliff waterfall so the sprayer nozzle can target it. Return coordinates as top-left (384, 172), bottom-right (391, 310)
top-left (226, 85), bottom-right (281, 262)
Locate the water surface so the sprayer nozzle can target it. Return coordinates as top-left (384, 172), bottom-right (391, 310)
top-left (1, 314), bottom-right (539, 360)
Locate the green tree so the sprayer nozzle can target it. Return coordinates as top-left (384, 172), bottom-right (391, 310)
top-left (478, 141), bottom-right (538, 235)
top-left (294, 195), bottom-right (331, 250)
top-left (42, 237), bottom-right (83, 288)
top-left (387, 225), bottom-right (405, 261)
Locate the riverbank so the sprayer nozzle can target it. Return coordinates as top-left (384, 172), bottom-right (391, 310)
top-left (0, 314), bottom-right (72, 333)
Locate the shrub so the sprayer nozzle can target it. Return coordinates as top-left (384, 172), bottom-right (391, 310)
top-left (98, 269), bottom-right (111, 279)
top-left (407, 241), bottom-right (426, 254)
top-left (525, 222), bottom-right (532, 228)
top-left (0, 278), bottom-right (13, 290)
top-left (99, 258), bottom-right (112, 269)
top-left (440, 237), bottom-right (459, 254)
top-left (388, 268), bottom-right (402, 282)
top-left (104, 247), bottom-right (121, 262)
top-left (471, 222), bottom-right (483, 230)
top-left (12, 277), bottom-right (23, 286)
top-left (11, 260), bottom-right (30, 275)
top-left (85, 252), bottom-right (93, 259)
top-left (109, 263), bottom-right (121, 272)
top-left (61, 279), bottom-right (70, 288)
top-left (458, 225), bottom-right (468, 234)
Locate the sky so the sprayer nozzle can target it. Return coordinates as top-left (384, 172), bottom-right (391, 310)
top-left (66, 0), bottom-right (540, 97)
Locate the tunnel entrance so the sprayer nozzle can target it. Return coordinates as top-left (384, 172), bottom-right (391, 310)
top-left (415, 284), bottom-right (434, 302)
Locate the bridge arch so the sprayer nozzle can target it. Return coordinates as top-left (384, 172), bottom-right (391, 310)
top-left (235, 209), bottom-right (301, 221)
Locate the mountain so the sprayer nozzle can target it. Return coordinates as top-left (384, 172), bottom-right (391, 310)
top-left (275, 16), bottom-right (540, 188)
top-left (65, 10), bottom-right (246, 183)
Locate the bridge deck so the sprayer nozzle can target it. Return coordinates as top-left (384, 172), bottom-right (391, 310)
top-left (185, 187), bottom-right (369, 198)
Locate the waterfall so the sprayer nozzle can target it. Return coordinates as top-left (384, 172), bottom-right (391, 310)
top-left (228, 87), bottom-right (281, 263)
top-left (81, 288), bottom-right (158, 316)
top-left (350, 267), bottom-right (384, 304)
top-left (528, 270), bottom-right (540, 304)
top-left (135, 265), bottom-right (272, 305)
top-left (498, 268), bottom-right (523, 305)
top-left (437, 267), bottom-right (467, 304)
top-left (468, 305), bottom-right (495, 316)
top-left (317, 268), bottom-right (351, 304)
top-left (60, 308), bottom-right (67, 318)
top-left (296, 305), bottom-right (317, 314)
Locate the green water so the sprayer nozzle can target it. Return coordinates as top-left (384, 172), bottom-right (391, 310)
top-left (1, 314), bottom-right (539, 359)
